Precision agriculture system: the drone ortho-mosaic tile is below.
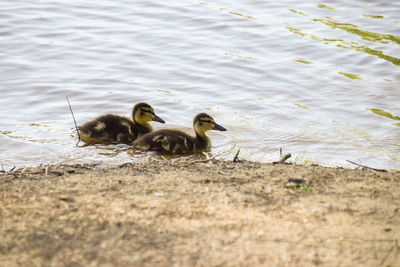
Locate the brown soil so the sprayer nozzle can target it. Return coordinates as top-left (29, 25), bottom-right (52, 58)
top-left (1, 158), bottom-right (399, 266)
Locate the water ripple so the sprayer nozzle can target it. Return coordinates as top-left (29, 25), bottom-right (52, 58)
top-left (0, 0), bottom-right (399, 169)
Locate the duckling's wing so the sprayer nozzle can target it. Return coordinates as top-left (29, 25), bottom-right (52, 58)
top-left (133, 129), bottom-right (194, 154)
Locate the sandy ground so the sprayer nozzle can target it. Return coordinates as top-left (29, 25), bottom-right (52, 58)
top-left (1, 157), bottom-right (399, 266)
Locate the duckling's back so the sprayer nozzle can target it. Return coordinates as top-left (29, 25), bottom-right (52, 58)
top-left (79, 114), bottom-right (150, 144)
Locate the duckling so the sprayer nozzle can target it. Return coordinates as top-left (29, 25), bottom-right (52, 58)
top-left (132, 113), bottom-right (226, 154)
top-left (78, 102), bottom-right (165, 144)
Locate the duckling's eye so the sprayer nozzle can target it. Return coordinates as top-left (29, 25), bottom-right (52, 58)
top-left (199, 122), bottom-right (203, 126)
top-left (140, 112), bottom-right (145, 116)
top-left (207, 120), bottom-right (212, 124)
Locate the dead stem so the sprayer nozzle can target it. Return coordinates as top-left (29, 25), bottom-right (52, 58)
top-left (346, 160), bottom-right (387, 172)
top-left (185, 151), bottom-right (226, 166)
top-left (66, 94), bottom-right (81, 146)
top-left (273, 148), bottom-right (292, 164)
top-left (233, 148), bottom-right (240, 163)
top-left (0, 164), bottom-right (16, 173)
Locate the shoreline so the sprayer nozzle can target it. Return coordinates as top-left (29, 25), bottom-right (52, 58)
top-left (1, 158), bottom-right (399, 266)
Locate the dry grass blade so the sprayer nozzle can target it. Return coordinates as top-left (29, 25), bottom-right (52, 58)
top-left (346, 160), bottom-right (387, 172)
top-left (0, 164), bottom-right (16, 173)
top-left (185, 151), bottom-right (227, 166)
top-left (66, 94), bottom-right (81, 146)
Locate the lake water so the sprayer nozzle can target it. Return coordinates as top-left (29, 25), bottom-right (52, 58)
top-left (1, 0), bottom-right (399, 170)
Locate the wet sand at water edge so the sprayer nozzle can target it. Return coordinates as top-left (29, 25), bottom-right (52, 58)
top-left (1, 157), bottom-right (399, 266)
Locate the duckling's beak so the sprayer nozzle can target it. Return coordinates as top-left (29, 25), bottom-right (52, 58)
top-left (213, 123), bottom-right (227, 131)
top-left (152, 114), bottom-right (165, 123)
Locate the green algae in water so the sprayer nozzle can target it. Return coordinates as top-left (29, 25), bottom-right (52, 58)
top-left (286, 26), bottom-right (357, 45)
top-left (363, 14), bottom-right (384, 19)
top-left (293, 57), bottom-right (313, 64)
top-left (338, 44), bottom-right (400, 66)
top-left (338, 72), bottom-right (362, 80)
top-left (313, 17), bottom-right (400, 45)
top-left (224, 52), bottom-right (258, 60)
top-left (286, 14), bottom-right (400, 66)
top-left (295, 103), bottom-right (310, 109)
top-left (317, 4), bottom-right (335, 10)
top-left (286, 26), bottom-right (400, 67)
top-left (228, 11), bottom-right (255, 20)
top-left (1, 130), bottom-right (13, 135)
top-left (354, 46), bottom-right (400, 66)
top-left (154, 88), bottom-right (171, 93)
top-left (367, 108), bottom-right (400, 121)
top-left (289, 9), bottom-right (307, 16)
top-left (286, 26), bottom-right (308, 38)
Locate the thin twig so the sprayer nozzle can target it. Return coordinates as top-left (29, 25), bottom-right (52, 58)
top-left (202, 152), bottom-right (210, 160)
top-left (233, 148), bottom-right (240, 163)
top-left (280, 147), bottom-right (282, 158)
top-left (346, 160), bottom-right (387, 172)
top-left (273, 153), bottom-right (292, 164)
top-left (0, 164), bottom-right (16, 173)
top-left (186, 155), bottom-right (218, 165)
top-left (185, 151), bottom-right (225, 166)
top-left (66, 94), bottom-right (81, 146)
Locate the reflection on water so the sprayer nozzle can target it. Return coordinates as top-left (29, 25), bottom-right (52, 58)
top-left (313, 17), bottom-right (399, 44)
top-left (338, 72), bottom-right (362, 80)
top-left (286, 25), bottom-right (400, 67)
top-left (0, 0), bottom-right (399, 169)
top-left (367, 109), bottom-right (400, 126)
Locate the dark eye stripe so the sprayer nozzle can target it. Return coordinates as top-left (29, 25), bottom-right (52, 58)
top-left (198, 119), bottom-right (213, 123)
top-left (141, 109), bottom-right (155, 115)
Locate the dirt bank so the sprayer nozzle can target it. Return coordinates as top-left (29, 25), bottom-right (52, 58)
top-left (1, 158), bottom-right (399, 266)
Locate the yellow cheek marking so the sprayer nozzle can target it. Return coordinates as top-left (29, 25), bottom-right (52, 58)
top-left (135, 109), bottom-right (154, 124)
